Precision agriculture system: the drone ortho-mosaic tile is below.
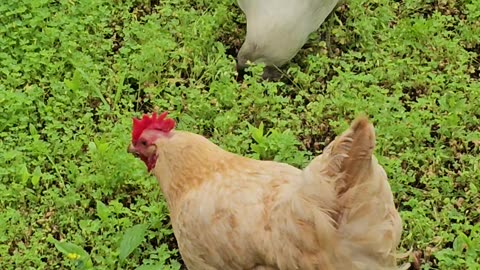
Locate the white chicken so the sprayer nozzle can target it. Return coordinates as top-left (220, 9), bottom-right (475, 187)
top-left (236, 0), bottom-right (341, 76)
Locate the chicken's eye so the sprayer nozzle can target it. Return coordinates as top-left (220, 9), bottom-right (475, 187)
top-left (139, 139), bottom-right (147, 146)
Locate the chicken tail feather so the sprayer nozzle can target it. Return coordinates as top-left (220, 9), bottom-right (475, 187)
top-left (329, 116), bottom-right (375, 195)
top-left (303, 116), bottom-right (403, 269)
top-left (332, 117), bottom-right (402, 269)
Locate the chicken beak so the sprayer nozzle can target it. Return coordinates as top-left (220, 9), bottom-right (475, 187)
top-left (127, 144), bottom-right (139, 157)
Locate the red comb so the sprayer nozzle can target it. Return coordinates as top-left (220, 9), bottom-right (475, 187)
top-left (131, 112), bottom-right (176, 143)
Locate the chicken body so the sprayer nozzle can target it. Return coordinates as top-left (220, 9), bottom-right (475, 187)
top-left (237, 0), bottom-right (340, 70)
top-left (129, 117), bottom-right (403, 270)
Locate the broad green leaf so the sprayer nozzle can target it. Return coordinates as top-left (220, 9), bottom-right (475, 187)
top-left (251, 122), bottom-right (265, 143)
top-left (48, 237), bottom-right (93, 268)
top-left (31, 166), bottom-right (42, 187)
top-left (96, 200), bottom-right (110, 221)
top-left (118, 224), bottom-right (148, 262)
top-left (453, 233), bottom-right (470, 253)
top-left (19, 164), bottom-right (30, 185)
top-left (88, 141), bottom-right (97, 152)
top-left (64, 69), bottom-right (82, 91)
top-left (469, 183), bottom-right (478, 194)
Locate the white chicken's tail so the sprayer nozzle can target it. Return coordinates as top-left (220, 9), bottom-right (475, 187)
top-left (304, 117), bottom-right (404, 269)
